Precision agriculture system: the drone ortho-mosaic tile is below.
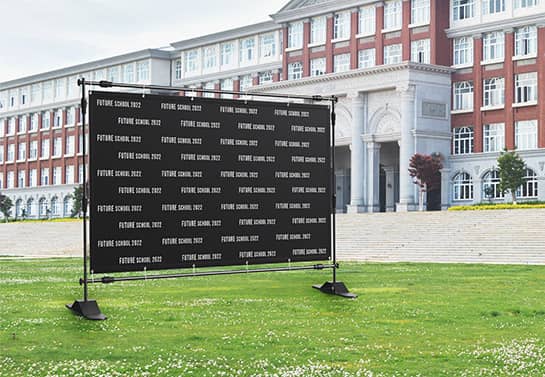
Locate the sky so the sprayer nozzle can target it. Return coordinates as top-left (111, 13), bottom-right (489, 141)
top-left (0, 0), bottom-right (289, 83)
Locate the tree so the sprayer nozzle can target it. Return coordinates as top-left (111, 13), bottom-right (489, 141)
top-left (71, 184), bottom-right (83, 218)
top-left (0, 193), bottom-right (13, 223)
top-left (409, 153), bottom-right (443, 211)
top-left (497, 150), bottom-right (526, 205)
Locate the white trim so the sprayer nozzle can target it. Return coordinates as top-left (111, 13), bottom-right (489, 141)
top-left (408, 22), bottom-right (430, 29)
top-left (356, 31), bottom-right (375, 38)
top-left (451, 63), bottom-right (474, 70)
top-left (512, 100), bottom-right (538, 108)
top-left (480, 105), bottom-right (505, 111)
top-left (285, 46), bottom-right (303, 53)
top-left (381, 27), bottom-right (402, 34)
top-left (307, 42), bottom-right (326, 48)
top-left (512, 54), bottom-right (538, 61)
top-left (331, 37), bottom-right (350, 44)
top-left (480, 58), bottom-right (505, 66)
top-left (451, 109), bottom-right (473, 114)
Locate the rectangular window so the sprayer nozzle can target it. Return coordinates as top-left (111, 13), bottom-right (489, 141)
top-left (288, 22), bottom-right (303, 49)
top-left (239, 38), bottom-right (255, 64)
top-left (358, 6), bottom-right (376, 35)
top-left (411, 39), bottom-right (430, 64)
top-left (53, 109), bottom-right (63, 128)
top-left (515, 26), bottom-right (537, 57)
top-left (453, 0), bottom-right (475, 20)
top-left (220, 43), bottom-right (234, 66)
top-left (384, 0), bottom-right (402, 30)
top-left (185, 50), bottom-right (200, 72)
top-left (53, 167), bottom-right (62, 185)
top-left (65, 165), bottom-right (74, 184)
top-left (239, 75), bottom-right (252, 91)
top-left (454, 37), bottom-right (473, 65)
top-left (310, 58), bottom-right (326, 76)
top-left (108, 66), bottom-right (120, 82)
top-left (384, 44), bottom-right (402, 65)
top-left (334, 54), bottom-right (351, 73)
top-left (411, 0), bottom-right (430, 24)
top-left (0, 145), bottom-right (3, 163)
top-left (453, 81), bottom-right (474, 110)
top-left (7, 171), bottom-right (14, 188)
top-left (201, 82), bottom-right (214, 98)
top-left (136, 61), bottom-right (149, 82)
top-left (515, 72), bottom-right (538, 104)
top-left (514, 0), bottom-right (538, 8)
top-left (65, 135), bottom-right (75, 156)
top-left (43, 81), bottom-right (53, 100)
top-left (20, 90), bottom-right (27, 106)
top-left (79, 165), bottom-right (84, 184)
top-left (17, 142), bottom-right (26, 161)
top-left (7, 118), bottom-right (15, 135)
top-left (259, 71), bottom-right (273, 85)
top-left (41, 168), bottom-right (50, 186)
top-left (30, 113), bottom-right (39, 131)
top-left (55, 79), bottom-right (65, 99)
top-left (31, 84), bottom-right (40, 103)
top-left (18, 115), bottom-right (27, 134)
top-left (288, 62), bottom-right (304, 80)
top-left (18, 170), bottom-right (25, 188)
top-left (483, 31), bottom-right (504, 61)
top-left (42, 111), bottom-right (50, 129)
top-left (29, 169), bottom-right (37, 187)
top-left (29, 140), bottom-right (38, 160)
top-left (260, 34), bottom-right (276, 58)
top-left (310, 16), bottom-right (326, 44)
top-left (66, 107), bottom-right (75, 125)
top-left (220, 79), bottom-right (234, 99)
top-left (202, 47), bottom-right (217, 70)
top-left (515, 120), bottom-right (537, 150)
top-left (358, 48), bottom-right (376, 69)
top-left (482, 0), bottom-right (505, 15)
top-left (483, 77), bottom-right (505, 107)
top-left (41, 139), bottom-right (50, 159)
top-left (174, 59), bottom-right (182, 79)
top-left (483, 123), bottom-right (505, 152)
top-left (94, 70), bottom-right (105, 81)
top-left (453, 126), bottom-right (474, 154)
top-left (333, 12), bottom-right (351, 40)
top-left (53, 137), bottom-right (62, 157)
top-left (123, 64), bottom-right (134, 82)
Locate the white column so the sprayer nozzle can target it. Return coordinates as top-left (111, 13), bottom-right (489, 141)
top-left (440, 168), bottom-right (451, 210)
top-left (397, 85), bottom-right (416, 212)
top-left (384, 166), bottom-right (396, 212)
top-left (346, 92), bottom-right (367, 213)
top-left (367, 142), bottom-right (381, 212)
top-left (473, 178), bottom-right (482, 204)
top-left (538, 176), bottom-right (545, 202)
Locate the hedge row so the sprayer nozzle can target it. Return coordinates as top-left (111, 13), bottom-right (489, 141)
top-left (449, 203), bottom-right (545, 211)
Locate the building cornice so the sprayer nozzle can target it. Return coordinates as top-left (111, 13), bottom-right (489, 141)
top-left (170, 21), bottom-right (280, 51)
top-left (446, 13), bottom-right (545, 38)
top-left (0, 49), bottom-right (171, 91)
top-left (271, 0), bottom-right (375, 23)
top-left (450, 148), bottom-right (545, 163)
top-left (249, 62), bottom-right (453, 92)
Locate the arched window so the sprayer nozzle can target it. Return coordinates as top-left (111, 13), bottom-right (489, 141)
top-left (453, 172), bottom-right (473, 200)
top-left (482, 170), bottom-right (503, 199)
top-left (63, 196), bottom-right (71, 217)
top-left (26, 198), bottom-right (34, 217)
top-left (39, 197), bottom-right (48, 217)
top-left (15, 199), bottom-right (23, 218)
top-left (50, 196), bottom-right (59, 217)
top-left (517, 168), bottom-right (538, 198)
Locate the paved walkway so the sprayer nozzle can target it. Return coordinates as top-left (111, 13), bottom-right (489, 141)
top-left (0, 221), bottom-right (83, 258)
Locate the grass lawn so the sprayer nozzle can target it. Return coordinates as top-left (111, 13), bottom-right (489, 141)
top-left (1, 259), bottom-right (545, 376)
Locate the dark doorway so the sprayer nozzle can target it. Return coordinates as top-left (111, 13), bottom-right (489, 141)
top-left (427, 177), bottom-right (441, 211)
top-left (379, 166), bottom-right (386, 212)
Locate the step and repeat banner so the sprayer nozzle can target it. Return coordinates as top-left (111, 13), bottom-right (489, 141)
top-left (89, 91), bottom-right (332, 273)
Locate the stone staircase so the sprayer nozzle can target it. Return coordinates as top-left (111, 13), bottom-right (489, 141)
top-left (336, 209), bottom-right (545, 264)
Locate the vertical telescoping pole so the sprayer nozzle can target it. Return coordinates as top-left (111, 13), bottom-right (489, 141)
top-left (80, 78), bottom-right (88, 302)
top-left (330, 99), bottom-right (337, 285)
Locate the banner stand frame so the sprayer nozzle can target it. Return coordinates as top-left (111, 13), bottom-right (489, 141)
top-left (67, 79), bottom-right (356, 321)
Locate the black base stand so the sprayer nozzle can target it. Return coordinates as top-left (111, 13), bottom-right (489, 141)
top-left (66, 300), bottom-right (107, 320)
top-left (313, 281), bottom-right (357, 298)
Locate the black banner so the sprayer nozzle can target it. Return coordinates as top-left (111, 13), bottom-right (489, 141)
top-left (89, 91), bottom-right (332, 273)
